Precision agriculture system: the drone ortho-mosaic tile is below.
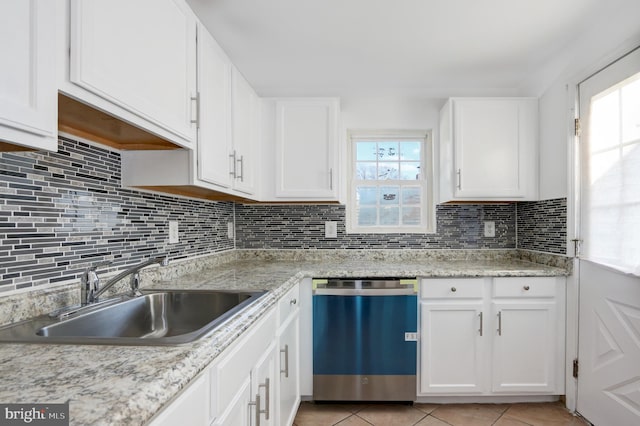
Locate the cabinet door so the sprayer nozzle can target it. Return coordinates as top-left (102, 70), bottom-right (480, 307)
top-left (275, 99), bottom-right (338, 199)
top-left (197, 24), bottom-right (232, 188)
top-left (0, 0), bottom-right (56, 151)
top-left (491, 301), bottom-right (557, 393)
top-left (452, 98), bottom-right (537, 199)
top-left (212, 376), bottom-right (251, 426)
top-left (252, 341), bottom-right (277, 426)
top-left (278, 313), bottom-right (300, 426)
top-left (149, 373), bottom-right (208, 426)
top-left (231, 68), bottom-right (258, 195)
top-left (420, 301), bottom-right (485, 394)
top-left (70, 0), bottom-right (197, 146)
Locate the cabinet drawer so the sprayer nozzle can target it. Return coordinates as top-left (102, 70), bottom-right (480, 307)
top-left (278, 283), bottom-right (300, 326)
top-left (421, 278), bottom-right (484, 299)
top-left (493, 277), bottom-right (557, 298)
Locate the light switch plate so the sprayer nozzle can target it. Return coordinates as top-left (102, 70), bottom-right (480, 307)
top-left (169, 221), bottom-right (179, 244)
top-left (325, 221), bottom-right (337, 238)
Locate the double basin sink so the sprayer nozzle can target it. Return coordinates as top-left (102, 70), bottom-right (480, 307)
top-left (0, 290), bottom-right (266, 346)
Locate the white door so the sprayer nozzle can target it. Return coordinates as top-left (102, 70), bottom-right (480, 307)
top-left (252, 341), bottom-right (276, 426)
top-left (491, 302), bottom-right (557, 393)
top-left (70, 0), bottom-right (197, 146)
top-left (197, 24), bottom-right (232, 188)
top-left (231, 68), bottom-right (258, 195)
top-left (0, 0), bottom-right (57, 151)
top-left (420, 302), bottom-right (485, 393)
top-left (277, 314), bottom-right (300, 426)
top-left (577, 46), bottom-right (640, 426)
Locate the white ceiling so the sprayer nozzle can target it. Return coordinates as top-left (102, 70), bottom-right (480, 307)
top-left (187, 0), bottom-right (639, 97)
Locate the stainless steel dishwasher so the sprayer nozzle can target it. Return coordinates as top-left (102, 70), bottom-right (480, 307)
top-left (312, 278), bottom-right (418, 401)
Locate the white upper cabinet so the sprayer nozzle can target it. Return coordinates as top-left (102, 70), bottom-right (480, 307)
top-left (0, 0), bottom-right (57, 151)
top-left (439, 98), bottom-right (538, 202)
top-left (196, 23), bottom-right (232, 189)
top-left (259, 98), bottom-right (339, 201)
top-left (64, 0), bottom-right (197, 148)
top-left (231, 68), bottom-right (259, 195)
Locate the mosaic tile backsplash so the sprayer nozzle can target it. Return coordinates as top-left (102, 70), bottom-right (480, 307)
top-left (0, 137), bottom-right (234, 292)
top-left (236, 204), bottom-right (517, 249)
top-left (517, 198), bottom-right (567, 255)
top-left (0, 136), bottom-right (567, 292)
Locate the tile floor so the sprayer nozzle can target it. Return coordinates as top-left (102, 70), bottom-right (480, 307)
top-left (293, 401), bottom-right (591, 426)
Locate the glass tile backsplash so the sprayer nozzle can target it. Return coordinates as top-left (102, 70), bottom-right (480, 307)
top-left (0, 136), bottom-right (567, 292)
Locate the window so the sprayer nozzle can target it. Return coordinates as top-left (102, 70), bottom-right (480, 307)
top-left (347, 130), bottom-right (434, 233)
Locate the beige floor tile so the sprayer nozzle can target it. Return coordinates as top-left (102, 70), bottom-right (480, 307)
top-left (501, 403), bottom-right (581, 426)
top-left (414, 415), bottom-right (452, 425)
top-left (431, 403), bottom-right (509, 426)
top-left (493, 417), bottom-right (533, 426)
top-left (294, 402), bottom-right (353, 426)
top-left (336, 415), bottom-right (374, 425)
top-left (356, 404), bottom-right (428, 426)
top-left (414, 403), bottom-right (439, 414)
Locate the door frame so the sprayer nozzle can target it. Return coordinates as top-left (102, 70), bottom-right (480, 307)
top-left (565, 41), bottom-right (640, 413)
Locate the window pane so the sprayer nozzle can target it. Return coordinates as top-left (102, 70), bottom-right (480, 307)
top-left (400, 141), bottom-right (421, 160)
top-left (356, 162), bottom-right (377, 180)
top-left (378, 142), bottom-right (399, 160)
top-left (400, 162), bottom-right (421, 180)
top-left (356, 187), bottom-right (377, 205)
top-left (591, 89), bottom-right (620, 153)
top-left (356, 142), bottom-right (377, 161)
top-left (622, 75), bottom-right (640, 143)
top-left (358, 207), bottom-right (377, 226)
top-left (402, 207), bottom-right (421, 225)
top-left (402, 187), bottom-right (421, 204)
top-left (378, 162), bottom-right (399, 179)
top-left (380, 207), bottom-right (399, 225)
top-left (380, 186), bottom-right (399, 205)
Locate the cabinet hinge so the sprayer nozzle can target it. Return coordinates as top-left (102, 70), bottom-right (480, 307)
top-left (573, 358), bottom-right (579, 378)
top-left (571, 238), bottom-right (583, 257)
top-left (574, 118), bottom-right (581, 137)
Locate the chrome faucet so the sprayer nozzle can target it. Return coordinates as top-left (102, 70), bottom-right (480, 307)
top-left (81, 256), bottom-right (169, 305)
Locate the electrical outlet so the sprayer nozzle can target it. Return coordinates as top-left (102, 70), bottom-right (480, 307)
top-left (169, 221), bottom-right (179, 244)
top-left (484, 221), bottom-right (496, 238)
top-left (405, 332), bottom-right (418, 342)
top-left (325, 221), bottom-right (337, 238)
top-left (227, 222), bottom-right (234, 239)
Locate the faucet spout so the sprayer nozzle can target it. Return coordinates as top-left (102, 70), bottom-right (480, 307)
top-left (91, 256), bottom-right (169, 303)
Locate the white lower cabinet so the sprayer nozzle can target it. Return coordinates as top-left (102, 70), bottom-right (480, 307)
top-left (419, 277), bottom-right (565, 397)
top-left (277, 311), bottom-right (300, 425)
top-left (149, 284), bottom-right (302, 426)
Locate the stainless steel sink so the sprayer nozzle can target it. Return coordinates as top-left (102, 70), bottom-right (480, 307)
top-left (0, 290), bottom-right (266, 346)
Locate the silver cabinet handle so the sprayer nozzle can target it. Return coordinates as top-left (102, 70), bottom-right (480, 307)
top-left (456, 168), bottom-right (462, 190)
top-left (451, 287), bottom-right (457, 292)
top-left (523, 285), bottom-right (530, 291)
top-left (248, 394), bottom-right (261, 426)
top-left (237, 155), bottom-right (244, 181)
top-left (260, 378), bottom-right (270, 420)
top-left (497, 311), bottom-right (502, 336)
top-left (190, 93), bottom-right (200, 126)
top-left (290, 298), bottom-right (297, 305)
top-left (229, 151), bottom-right (237, 178)
top-left (249, 377), bottom-right (270, 425)
top-left (478, 312), bottom-right (483, 336)
top-left (280, 344), bottom-right (289, 378)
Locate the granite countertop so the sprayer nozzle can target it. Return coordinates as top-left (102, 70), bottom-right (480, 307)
top-left (0, 251), bottom-right (569, 425)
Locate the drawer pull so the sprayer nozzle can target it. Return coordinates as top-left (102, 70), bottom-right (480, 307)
top-left (290, 298), bottom-right (297, 305)
top-left (451, 287), bottom-right (457, 292)
top-left (523, 285), bottom-right (530, 291)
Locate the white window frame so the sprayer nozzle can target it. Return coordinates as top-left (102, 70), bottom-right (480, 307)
top-left (346, 129), bottom-right (434, 234)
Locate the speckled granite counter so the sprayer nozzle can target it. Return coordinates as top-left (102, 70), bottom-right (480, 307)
top-left (0, 249), bottom-right (569, 425)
